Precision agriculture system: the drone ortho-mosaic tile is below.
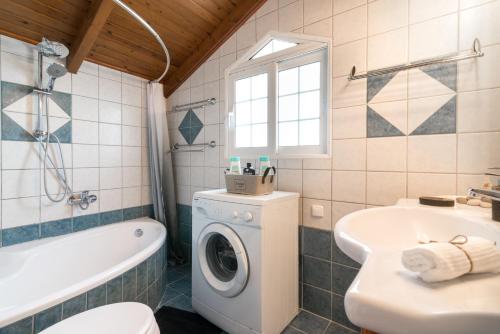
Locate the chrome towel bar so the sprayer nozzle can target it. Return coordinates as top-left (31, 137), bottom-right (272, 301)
top-left (172, 98), bottom-right (216, 113)
top-left (170, 140), bottom-right (216, 153)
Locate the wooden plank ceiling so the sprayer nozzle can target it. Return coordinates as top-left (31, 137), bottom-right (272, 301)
top-left (0, 0), bottom-right (266, 97)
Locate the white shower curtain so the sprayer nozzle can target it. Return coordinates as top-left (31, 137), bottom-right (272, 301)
top-left (147, 82), bottom-right (183, 263)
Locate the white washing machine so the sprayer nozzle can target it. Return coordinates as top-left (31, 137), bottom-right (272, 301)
top-left (192, 189), bottom-right (299, 334)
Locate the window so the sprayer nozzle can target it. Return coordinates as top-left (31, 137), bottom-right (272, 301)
top-left (226, 32), bottom-right (331, 159)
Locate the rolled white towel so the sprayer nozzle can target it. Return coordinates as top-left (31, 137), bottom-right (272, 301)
top-left (402, 236), bottom-right (500, 283)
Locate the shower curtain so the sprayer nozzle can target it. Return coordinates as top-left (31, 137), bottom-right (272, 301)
top-left (147, 82), bottom-right (184, 264)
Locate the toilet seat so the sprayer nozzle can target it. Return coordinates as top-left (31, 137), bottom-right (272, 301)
top-left (40, 302), bottom-right (160, 334)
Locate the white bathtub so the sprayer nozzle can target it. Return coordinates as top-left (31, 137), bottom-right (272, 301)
top-left (0, 218), bottom-right (166, 328)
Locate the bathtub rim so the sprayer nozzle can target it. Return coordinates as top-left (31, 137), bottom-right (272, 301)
top-left (0, 218), bottom-right (166, 328)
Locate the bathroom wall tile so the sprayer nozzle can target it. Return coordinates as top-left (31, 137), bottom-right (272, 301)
top-left (279, 1), bottom-right (304, 32)
top-left (141, 186), bottom-right (152, 206)
top-left (1, 35), bottom-right (34, 58)
top-left (332, 234), bottom-right (361, 268)
top-left (123, 167), bottom-right (142, 187)
top-left (73, 144), bottom-right (99, 168)
top-left (368, 0), bottom-right (408, 35)
top-left (408, 94), bottom-right (456, 135)
top-left (122, 105), bottom-right (141, 127)
top-left (409, 14), bottom-right (458, 61)
top-left (72, 168), bottom-right (99, 192)
top-left (367, 137), bottom-right (407, 172)
top-left (332, 77), bottom-right (366, 109)
top-left (122, 125), bottom-right (141, 146)
top-left (332, 201), bottom-right (365, 226)
top-left (62, 294), bottom-right (86, 319)
top-left (303, 157), bottom-right (332, 170)
top-left (41, 196), bottom-right (73, 222)
top-left (123, 268), bottom-right (138, 302)
top-left (2, 141), bottom-right (40, 169)
top-left (368, 27), bottom-right (408, 71)
top-left (303, 256), bottom-right (332, 291)
top-left (123, 188), bottom-right (142, 210)
top-left (40, 218), bottom-right (72, 238)
top-left (87, 285), bottom-right (106, 310)
top-left (2, 169), bottom-right (40, 199)
top-left (73, 120), bottom-right (98, 145)
top-left (457, 89), bottom-right (500, 133)
top-left (332, 39), bottom-right (367, 78)
top-left (408, 134), bottom-right (457, 173)
top-left (0, 316), bottom-right (34, 334)
top-left (457, 174), bottom-right (487, 196)
top-left (99, 78), bottom-right (121, 103)
top-left (457, 132), bottom-right (500, 173)
top-left (458, 44), bottom-right (500, 92)
top-left (1, 52), bottom-right (34, 86)
top-left (236, 21), bottom-right (256, 51)
top-left (302, 227), bottom-right (332, 260)
top-left (407, 173), bottom-right (457, 198)
top-left (277, 169), bottom-right (303, 194)
top-left (34, 305), bottom-right (62, 333)
top-left (2, 197), bottom-right (40, 229)
top-left (100, 209), bottom-right (123, 225)
top-left (2, 224), bottom-right (39, 246)
top-left (410, 0), bottom-right (458, 24)
top-left (122, 146), bottom-right (142, 167)
top-left (460, 0), bottom-right (495, 9)
top-left (332, 105), bottom-right (366, 139)
top-left (303, 198), bottom-right (332, 231)
top-left (304, 0), bottom-right (332, 25)
top-left (331, 293), bottom-right (358, 329)
top-left (99, 66), bottom-right (121, 82)
top-left (460, 1), bottom-right (500, 50)
top-left (72, 73), bottom-right (98, 98)
top-left (257, 11), bottom-right (279, 40)
top-left (99, 145), bottom-right (121, 167)
top-left (100, 189), bottom-right (122, 212)
top-left (99, 100), bottom-right (121, 124)
top-left (332, 171), bottom-right (366, 203)
top-left (333, 5), bottom-right (367, 45)
top-left (332, 139), bottom-right (366, 171)
top-left (204, 167), bottom-right (220, 189)
top-left (72, 95), bottom-right (98, 122)
top-left (366, 172), bottom-right (406, 205)
top-left (100, 167), bottom-right (122, 189)
top-left (303, 170), bottom-right (331, 200)
top-left (302, 284), bottom-right (331, 319)
top-left (99, 123), bottom-right (121, 146)
top-left (289, 310), bottom-right (330, 334)
top-left (107, 275), bottom-right (123, 304)
top-left (73, 213), bottom-right (100, 232)
top-left (334, 0), bottom-right (366, 15)
top-left (331, 263), bottom-right (358, 295)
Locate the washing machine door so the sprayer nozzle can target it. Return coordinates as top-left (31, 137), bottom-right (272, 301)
top-left (197, 223), bottom-right (249, 297)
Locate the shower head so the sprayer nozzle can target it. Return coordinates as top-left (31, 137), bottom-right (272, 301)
top-left (46, 63), bottom-right (67, 92)
top-left (37, 38), bottom-right (69, 59)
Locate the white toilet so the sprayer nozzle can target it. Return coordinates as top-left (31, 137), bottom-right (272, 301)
top-left (40, 302), bottom-right (160, 334)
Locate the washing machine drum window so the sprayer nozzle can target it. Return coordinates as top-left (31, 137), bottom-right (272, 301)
top-left (198, 223), bottom-right (249, 297)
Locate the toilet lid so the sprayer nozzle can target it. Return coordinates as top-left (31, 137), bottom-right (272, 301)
top-left (40, 302), bottom-right (157, 334)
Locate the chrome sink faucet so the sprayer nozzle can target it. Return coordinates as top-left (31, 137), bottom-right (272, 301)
top-left (468, 168), bottom-right (500, 222)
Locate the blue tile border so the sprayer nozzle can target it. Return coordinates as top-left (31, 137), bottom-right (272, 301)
top-left (0, 241), bottom-right (168, 333)
top-left (0, 205), bottom-right (154, 248)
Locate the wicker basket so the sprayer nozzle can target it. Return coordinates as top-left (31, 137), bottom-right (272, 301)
top-left (225, 167), bottom-right (275, 195)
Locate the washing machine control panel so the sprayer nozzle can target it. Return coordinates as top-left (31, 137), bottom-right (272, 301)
top-left (193, 198), bottom-right (260, 225)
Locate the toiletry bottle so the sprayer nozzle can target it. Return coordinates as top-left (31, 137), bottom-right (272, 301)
top-left (243, 162), bottom-right (256, 175)
top-left (259, 156), bottom-right (271, 175)
top-left (229, 156), bottom-right (242, 175)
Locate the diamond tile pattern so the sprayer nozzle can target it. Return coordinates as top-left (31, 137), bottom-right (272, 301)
top-left (178, 109), bottom-right (203, 145)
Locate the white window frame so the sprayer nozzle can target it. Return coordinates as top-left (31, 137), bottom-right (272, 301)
top-left (225, 31), bottom-right (331, 159)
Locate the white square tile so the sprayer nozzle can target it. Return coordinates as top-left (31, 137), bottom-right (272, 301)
top-left (278, 169), bottom-right (303, 194)
top-left (332, 39), bottom-right (367, 78)
top-left (457, 173), bottom-right (488, 196)
top-left (332, 201), bottom-right (365, 225)
top-left (1, 35), bottom-right (35, 58)
top-left (141, 186), bottom-right (152, 205)
top-left (99, 123), bottom-right (121, 145)
top-left (122, 83), bottom-right (142, 107)
top-left (332, 105), bottom-right (367, 139)
top-left (141, 147), bottom-right (150, 167)
top-left (190, 166), bottom-right (204, 187)
top-left (332, 76), bottom-right (366, 108)
top-left (175, 167), bottom-right (190, 186)
top-left (2, 169), bottom-right (40, 199)
top-left (333, 5), bottom-right (367, 45)
top-left (2, 197), bottom-right (40, 228)
top-left (409, 14), bottom-right (458, 61)
top-left (72, 168), bottom-right (99, 192)
top-left (460, 0), bottom-right (493, 9)
top-left (332, 170), bottom-right (366, 203)
top-left (368, 0), bottom-right (408, 35)
top-left (221, 35), bottom-right (237, 56)
top-left (457, 89), bottom-right (500, 133)
top-left (304, 0), bottom-right (333, 25)
top-left (257, 0), bottom-right (279, 17)
top-left (334, 0), bottom-right (366, 15)
top-left (257, 10), bottom-right (279, 39)
top-left (237, 21), bottom-right (257, 50)
top-left (369, 99), bottom-right (407, 134)
top-left (122, 146), bottom-right (142, 167)
top-left (304, 17), bottom-right (333, 38)
top-left (204, 167), bottom-right (220, 188)
top-left (122, 105), bottom-right (141, 127)
top-left (123, 167), bottom-right (142, 187)
top-left (458, 132), bottom-right (500, 173)
top-left (176, 185), bottom-right (191, 205)
top-left (279, 0), bottom-right (304, 32)
top-left (71, 72), bottom-right (99, 99)
top-left (73, 120), bottom-right (98, 144)
top-left (460, 1), bottom-right (500, 50)
top-left (367, 137), bottom-right (407, 172)
top-left (123, 186), bottom-right (141, 208)
top-left (204, 59), bottom-right (220, 83)
top-left (458, 44), bottom-right (500, 92)
top-left (332, 138), bottom-right (366, 170)
top-left (303, 169), bottom-right (332, 200)
top-left (122, 125), bottom-right (141, 146)
top-left (1, 52), bottom-right (34, 85)
top-left (100, 188), bottom-right (122, 211)
top-left (368, 27), bottom-right (408, 71)
top-left (204, 81), bottom-right (220, 101)
top-left (73, 144), bottom-right (99, 168)
top-left (99, 167), bottom-right (122, 189)
top-left (366, 171), bottom-right (406, 205)
top-left (408, 134), bottom-right (457, 173)
top-left (142, 166), bottom-right (151, 186)
top-left (303, 157), bottom-right (332, 170)
top-left (409, 0), bottom-right (458, 24)
top-left (99, 145), bottom-right (121, 167)
top-left (99, 100), bottom-right (121, 124)
top-left (204, 146), bottom-right (220, 167)
top-left (2, 141), bottom-right (40, 169)
top-left (99, 77), bottom-right (121, 103)
top-left (78, 61), bottom-right (99, 76)
top-left (407, 173), bottom-right (456, 198)
top-left (72, 95), bottom-right (98, 121)
top-left (41, 196), bottom-right (72, 222)
top-left (99, 65), bottom-right (122, 81)
top-left (303, 198), bottom-right (332, 230)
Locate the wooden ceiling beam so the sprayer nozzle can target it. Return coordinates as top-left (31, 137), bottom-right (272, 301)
top-left (66, 0), bottom-right (115, 73)
top-left (163, 0), bottom-right (267, 98)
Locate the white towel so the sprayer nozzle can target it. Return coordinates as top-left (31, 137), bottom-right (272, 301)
top-left (402, 236), bottom-right (500, 283)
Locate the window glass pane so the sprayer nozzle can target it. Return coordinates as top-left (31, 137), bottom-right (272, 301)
top-left (236, 125), bottom-right (251, 147)
top-left (235, 101), bottom-right (251, 125)
top-left (251, 73), bottom-right (267, 99)
top-left (300, 62), bottom-right (320, 91)
top-left (235, 78), bottom-right (251, 102)
top-left (252, 98), bottom-right (267, 124)
top-left (279, 121), bottom-right (298, 147)
top-left (253, 42), bottom-right (273, 59)
top-left (299, 119), bottom-right (320, 145)
top-left (279, 94), bottom-right (298, 121)
top-left (299, 90), bottom-right (320, 120)
top-left (274, 40), bottom-right (297, 52)
top-left (279, 68), bottom-right (298, 95)
top-left (252, 124), bottom-right (267, 147)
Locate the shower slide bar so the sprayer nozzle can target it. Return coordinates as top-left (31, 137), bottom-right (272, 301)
top-left (170, 140), bottom-right (217, 153)
top-left (172, 98), bottom-right (217, 113)
top-left (348, 38), bottom-right (484, 81)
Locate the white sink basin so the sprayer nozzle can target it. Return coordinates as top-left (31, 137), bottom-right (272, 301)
top-left (334, 199), bottom-right (500, 334)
